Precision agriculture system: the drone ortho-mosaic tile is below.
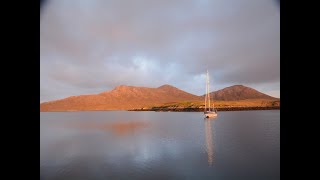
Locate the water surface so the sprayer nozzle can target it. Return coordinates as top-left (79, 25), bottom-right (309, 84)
top-left (40, 110), bottom-right (280, 180)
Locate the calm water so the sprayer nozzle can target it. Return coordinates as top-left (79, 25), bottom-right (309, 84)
top-left (40, 110), bottom-right (280, 180)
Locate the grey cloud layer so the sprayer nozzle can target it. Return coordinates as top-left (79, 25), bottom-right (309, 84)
top-left (41, 0), bottom-right (280, 102)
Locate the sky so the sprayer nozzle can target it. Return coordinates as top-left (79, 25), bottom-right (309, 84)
top-left (40, 0), bottom-right (280, 102)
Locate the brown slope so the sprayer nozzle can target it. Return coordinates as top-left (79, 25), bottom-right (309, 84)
top-left (204, 85), bottom-right (279, 101)
top-left (40, 84), bottom-right (202, 111)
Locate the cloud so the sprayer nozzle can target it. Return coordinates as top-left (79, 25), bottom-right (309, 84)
top-left (41, 0), bottom-right (280, 101)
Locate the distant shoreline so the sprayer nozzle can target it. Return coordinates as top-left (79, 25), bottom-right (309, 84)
top-left (40, 106), bottom-right (280, 112)
top-left (129, 106), bottom-right (280, 112)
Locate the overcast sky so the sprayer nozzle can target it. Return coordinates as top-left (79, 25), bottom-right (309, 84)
top-left (40, 0), bottom-right (280, 102)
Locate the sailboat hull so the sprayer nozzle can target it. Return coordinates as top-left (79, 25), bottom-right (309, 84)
top-left (204, 111), bottom-right (217, 118)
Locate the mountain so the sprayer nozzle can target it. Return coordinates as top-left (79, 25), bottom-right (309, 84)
top-left (205, 85), bottom-right (279, 101)
top-left (40, 84), bottom-right (279, 112)
top-left (40, 85), bottom-right (202, 111)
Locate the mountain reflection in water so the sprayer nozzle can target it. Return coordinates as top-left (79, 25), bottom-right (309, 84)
top-left (66, 121), bottom-right (149, 135)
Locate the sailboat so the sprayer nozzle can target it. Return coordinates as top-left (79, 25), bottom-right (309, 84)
top-left (204, 70), bottom-right (217, 118)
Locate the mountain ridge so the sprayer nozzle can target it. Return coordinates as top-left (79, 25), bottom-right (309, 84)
top-left (40, 84), bottom-right (279, 111)
top-left (205, 85), bottom-right (278, 101)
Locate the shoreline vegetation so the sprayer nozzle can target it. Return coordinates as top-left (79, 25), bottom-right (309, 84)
top-left (129, 100), bottom-right (280, 112)
top-left (40, 100), bottom-right (280, 112)
top-left (129, 106), bottom-right (280, 112)
top-left (40, 106), bottom-right (280, 112)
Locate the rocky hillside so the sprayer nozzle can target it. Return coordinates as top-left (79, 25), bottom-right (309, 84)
top-left (206, 85), bottom-right (279, 101)
top-left (40, 85), bottom-right (202, 111)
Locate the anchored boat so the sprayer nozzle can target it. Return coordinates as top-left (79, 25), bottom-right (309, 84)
top-left (204, 70), bottom-right (217, 118)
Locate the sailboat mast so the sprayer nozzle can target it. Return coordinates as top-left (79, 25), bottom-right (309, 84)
top-left (207, 70), bottom-right (211, 111)
top-left (205, 71), bottom-right (207, 111)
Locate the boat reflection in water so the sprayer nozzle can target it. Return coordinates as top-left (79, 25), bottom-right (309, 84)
top-left (204, 118), bottom-right (215, 166)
